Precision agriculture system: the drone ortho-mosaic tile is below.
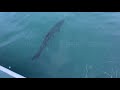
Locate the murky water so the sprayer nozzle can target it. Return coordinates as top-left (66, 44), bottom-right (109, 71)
top-left (0, 12), bottom-right (120, 78)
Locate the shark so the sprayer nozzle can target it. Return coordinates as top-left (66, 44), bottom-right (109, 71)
top-left (32, 19), bottom-right (65, 60)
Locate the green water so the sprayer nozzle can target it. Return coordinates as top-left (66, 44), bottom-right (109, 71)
top-left (0, 12), bottom-right (120, 78)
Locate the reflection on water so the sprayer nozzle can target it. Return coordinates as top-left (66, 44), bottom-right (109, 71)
top-left (85, 60), bottom-right (120, 78)
top-left (0, 32), bottom-right (26, 48)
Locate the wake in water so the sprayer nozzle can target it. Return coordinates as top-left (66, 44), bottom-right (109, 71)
top-left (32, 19), bottom-right (65, 60)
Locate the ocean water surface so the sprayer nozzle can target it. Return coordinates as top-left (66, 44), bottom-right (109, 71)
top-left (0, 12), bottom-right (120, 78)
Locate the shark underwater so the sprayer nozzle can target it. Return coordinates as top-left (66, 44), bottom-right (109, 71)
top-left (32, 19), bottom-right (65, 60)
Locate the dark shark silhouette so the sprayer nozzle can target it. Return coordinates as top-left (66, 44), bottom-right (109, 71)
top-left (32, 19), bottom-right (65, 60)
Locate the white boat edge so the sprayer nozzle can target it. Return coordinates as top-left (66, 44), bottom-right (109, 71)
top-left (0, 65), bottom-right (26, 78)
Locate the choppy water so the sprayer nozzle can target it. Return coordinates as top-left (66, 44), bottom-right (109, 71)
top-left (0, 12), bottom-right (120, 78)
